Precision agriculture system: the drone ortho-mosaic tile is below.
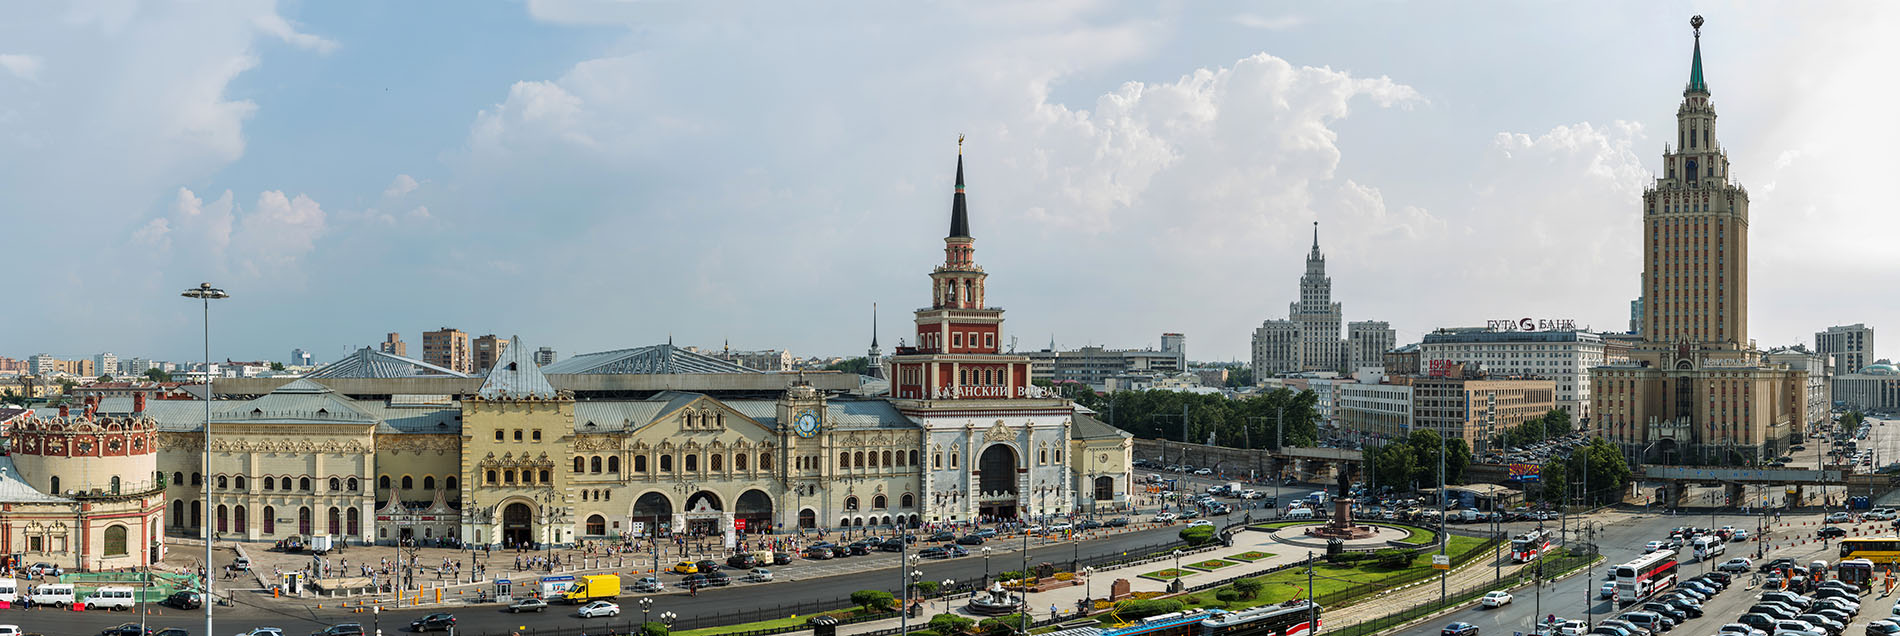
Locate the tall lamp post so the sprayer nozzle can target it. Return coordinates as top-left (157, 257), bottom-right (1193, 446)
top-left (181, 282), bottom-right (228, 636)
top-left (982, 546), bottom-right (993, 588)
top-left (640, 596), bottom-right (653, 624)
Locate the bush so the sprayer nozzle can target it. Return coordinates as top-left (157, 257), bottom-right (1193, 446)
top-left (1231, 577), bottom-right (1264, 600)
top-left (1117, 598), bottom-right (1186, 620)
top-left (998, 570), bottom-right (1030, 582)
top-left (852, 589), bottom-right (897, 612)
top-left (1372, 548), bottom-right (1412, 570)
top-left (1326, 552), bottom-right (1369, 565)
top-left (929, 613), bottom-right (975, 635)
top-left (977, 614), bottom-right (1031, 635)
top-left (1180, 525), bottom-right (1217, 546)
top-left (1214, 589), bottom-right (1242, 604)
top-left (640, 622), bottom-right (670, 636)
top-left (914, 580), bottom-right (940, 596)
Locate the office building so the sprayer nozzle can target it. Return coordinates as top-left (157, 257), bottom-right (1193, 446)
top-left (1816, 324), bottom-right (1875, 377)
top-left (1413, 374), bottom-right (1556, 453)
top-left (1024, 342), bottom-right (1187, 389)
top-left (1251, 224), bottom-right (1391, 376)
top-left (1420, 328), bottom-right (1606, 418)
top-left (1834, 361), bottom-right (1900, 412)
top-left (1337, 380), bottom-right (1414, 441)
top-left (1347, 321), bottom-right (1396, 374)
top-left (290, 348), bottom-right (312, 367)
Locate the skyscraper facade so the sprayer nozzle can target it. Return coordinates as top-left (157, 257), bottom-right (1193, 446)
top-left (1251, 224), bottom-right (1390, 377)
top-left (1590, 17), bottom-right (1808, 464)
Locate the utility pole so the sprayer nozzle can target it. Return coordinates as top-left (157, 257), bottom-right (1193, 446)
top-left (1439, 427), bottom-right (1447, 605)
top-left (1585, 522), bottom-right (1595, 629)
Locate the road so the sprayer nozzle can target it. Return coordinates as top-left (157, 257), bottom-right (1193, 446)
top-left (14, 521), bottom-right (1200, 636)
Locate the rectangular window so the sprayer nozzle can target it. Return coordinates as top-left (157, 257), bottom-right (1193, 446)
top-left (494, 430), bottom-right (504, 442)
top-left (532, 430), bottom-right (542, 442)
top-left (984, 333), bottom-right (994, 349)
top-left (953, 333), bottom-right (962, 348)
top-left (513, 430), bottom-right (523, 441)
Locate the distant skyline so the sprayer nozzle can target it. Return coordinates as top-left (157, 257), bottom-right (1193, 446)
top-left (5, 2), bottom-right (1897, 366)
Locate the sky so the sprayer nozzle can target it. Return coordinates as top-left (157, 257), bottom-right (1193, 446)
top-left (5, 1), bottom-right (1898, 368)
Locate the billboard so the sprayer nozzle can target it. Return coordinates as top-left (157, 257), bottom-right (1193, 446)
top-left (1509, 464), bottom-right (1540, 481)
top-left (1485, 318), bottom-right (1578, 332)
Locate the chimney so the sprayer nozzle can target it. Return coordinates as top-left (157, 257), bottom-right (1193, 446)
top-left (58, 404), bottom-right (69, 417)
top-left (134, 393), bottom-right (147, 414)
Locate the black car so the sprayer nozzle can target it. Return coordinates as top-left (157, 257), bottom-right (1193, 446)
top-left (100, 624), bottom-right (153, 636)
top-left (957, 534), bottom-right (985, 545)
top-left (929, 531), bottom-right (958, 542)
top-left (155, 630), bottom-right (190, 636)
top-left (310, 625), bottom-right (367, 636)
top-left (410, 613), bottom-right (456, 632)
top-left (1105, 517), bottom-right (1130, 528)
top-left (845, 542), bottom-right (874, 556)
top-left (1700, 571), bottom-right (1734, 585)
top-left (703, 571), bottom-right (732, 587)
top-left (1641, 603), bottom-right (1687, 622)
top-left (1737, 614), bottom-right (1776, 631)
top-left (1077, 520), bottom-right (1103, 530)
top-left (1761, 558), bottom-right (1798, 573)
top-left (695, 559), bottom-right (721, 572)
top-left (1819, 526), bottom-right (1848, 538)
top-left (772, 552), bottom-right (793, 565)
top-left (945, 545), bottom-right (970, 558)
top-left (727, 553), bottom-right (760, 568)
top-left (877, 539), bottom-right (904, 552)
top-left (163, 591), bottom-right (203, 610)
top-left (918, 546), bottom-right (950, 559)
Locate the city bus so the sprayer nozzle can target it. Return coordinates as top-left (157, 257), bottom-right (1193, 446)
top-left (1098, 601), bottom-right (1323, 636)
top-left (1837, 558), bottom-right (1875, 586)
top-left (1614, 549), bottom-right (1679, 604)
top-left (1837, 537), bottom-right (1900, 563)
top-left (1512, 528), bottom-right (1552, 563)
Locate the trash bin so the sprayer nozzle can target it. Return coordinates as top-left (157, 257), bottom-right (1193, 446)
top-left (809, 614), bottom-right (841, 636)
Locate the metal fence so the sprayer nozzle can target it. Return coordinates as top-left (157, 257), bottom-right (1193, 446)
top-left (1323, 546), bottom-right (1600, 636)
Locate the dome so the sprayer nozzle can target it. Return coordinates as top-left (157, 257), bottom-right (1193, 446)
top-left (1860, 362), bottom-right (1899, 376)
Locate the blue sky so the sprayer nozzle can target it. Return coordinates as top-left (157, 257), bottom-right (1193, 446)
top-left (5, 1), bottom-right (1896, 366)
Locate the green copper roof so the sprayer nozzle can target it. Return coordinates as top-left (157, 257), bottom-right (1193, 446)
top-left (1687, 35), bottom-right (1707, 93)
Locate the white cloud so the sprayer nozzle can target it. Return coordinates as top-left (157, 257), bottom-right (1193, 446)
top-left (383, 174), bottom-right (420, 198)
top-left (1229, 14), bottom-right (1307, 31)
top-left (138, 187), bottom-right (327, 277)
top-left (232, 190), bottom-right (327, 275)
top-left (0, 54), bottom-right (42, 80)
top-left (251, 13), bottom-right (338, 54)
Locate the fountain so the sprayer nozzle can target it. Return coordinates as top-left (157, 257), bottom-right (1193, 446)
top-left (1303, 469), bottom-right (1376, 540)
top-left (966, 582), bottom-right (1027, 616)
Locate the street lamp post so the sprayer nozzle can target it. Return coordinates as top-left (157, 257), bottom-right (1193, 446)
top-left (641, 596), bottom-right (653, 625)
top-left (1171, 549), bottom-right (1184, 591)
top-left (982, 546), bottom-right (993, 588)
top-left (181, 282), bottom-right (228, 636)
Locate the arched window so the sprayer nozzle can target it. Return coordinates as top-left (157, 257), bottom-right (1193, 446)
top-left (760, 453), bottom-right (772, 470)
top-left (503, 471), bottom-right (515, 484)
top-left (300, 476), bottom-right (311, 491)
top-left (171, 500), bottom-right (183, 527)
top-left (172, 472), bottom-right (184, 485)
top-left (297, 507), bottom-right (311, 536)
top-left (840, 452), bottom-right (850, 467)
top-left (378, 475), bottom-right (390, 490)
top-left (264, 477), bottom-right (275, 491)
top-left (1039, 448), bottom-right (1047, 464)
top-left (190, 502), bottom-right (201, 528)
top-left (539, 469), bottom-right (550, 483)
top-left (400, 475), bottom-right (412, 490)
top-left (586, 514), bottom-right (607, 536)
top-left (110, 475), bottom-right (121, 494)
top-left (1054, 448), bottom-right (1062, 463)
top-left (685, 454), bottom-right (698, 472)
top-left (446, 476), bottom-right (458, 491)
top-left (660, 455), bottom-right (673, 472)
top-left (346, 507), bottom-right (360, 536)
top-left (901, 493), bottom-right (914, 509)
top-left (104, 525), bottom-right (128, 556)
top-left (950, 452), bottom-right (959, 469)
top-left (591, 456), bottom-right (602, 473)
top-left (216, 505), bottom-right (228, 533)
top-left (574, 457), bottom-right (585, 473)
top-left (933, 453), bottom-right (942, 469)
top-left (634, 455), bottom-right (648, 473)
top-left (735, 453), bottom-right (748, 471)
top-left (608, 456), bottom-right (620, 473)
top-left (263, 506), bottom-right (275, 534)
top-left (909, 450), bottom-right (918, 466)
top-left (602, 490), bottom-right (610, 501)
top-left (844, 496), bottom-right (859, 511)
top-left (217, 476), bottom-right (228, 489)
top-left (191, 472), bottom-right (202, 486)
top-left (327, 507), bottom-right (341, 535)
top-left (235, 476), bottom-right (247, 490)
top-left (710, 454), bottom-right (722, 472)
top-left (485, 470), bottom-right (497, 485)
top-left (234, 505), bottom-right (247, 533)
top-left (873, 494), bottom-right (887, 509)
top-left (50, 476), bottom-right (60, 495)
top-left (882, 450), bottom-right (893, 467)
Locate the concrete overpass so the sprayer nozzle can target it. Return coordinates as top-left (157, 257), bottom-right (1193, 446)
top-left (1133, 439), bottom-right (1365, 483)
top-left (1638, 465), bottom-right (1900, 507)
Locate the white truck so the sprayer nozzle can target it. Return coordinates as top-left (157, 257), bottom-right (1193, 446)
top-left (309, 534), bottom-right (334, 554)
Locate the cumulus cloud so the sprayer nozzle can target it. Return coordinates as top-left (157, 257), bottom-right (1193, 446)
top-left (383, 173), bottom-right (420, 198)
top-left (252, 13), bottom-right (339, 53)
top-left (0, 54), bottom-right (42, 80)
top-left (136, 187), bottom-right (328, 277)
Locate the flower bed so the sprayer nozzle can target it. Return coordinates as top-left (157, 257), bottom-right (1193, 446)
top-left (1139, 568), bottom-right (1192, 581)
top-left (1185, 559), bottom-right (1237, 572)
top-left (1227, 551), bottom-right (1276, 562)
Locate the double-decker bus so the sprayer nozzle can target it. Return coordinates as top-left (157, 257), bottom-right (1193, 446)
top-left (1097, 601), bottom-right (1323, 636)
top-left (1614, 549), bottom-right (1679, 604)
top-left (1837, 537), bottom-right (1900, 563)
top-left (1511, 528), bottom-right (1552, 563)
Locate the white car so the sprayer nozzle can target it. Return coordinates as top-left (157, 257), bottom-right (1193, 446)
top-left (1644, 541), bottom-right (1666, 552)
top-left (747, 567), bottom-right (774, 582)
top-left (1827, 512), bottom-right (1853, 523)
top-left (630, 577), bottom-right (665, 593)
top-left (1480, 591), bottom-right (1513, 607)
top-left (1187, 520), bottom-right (1215, 528)
top-left (1732, 529), bottom-right (1751, 542)
top-left (1719, 557), bottom-right (1753, 572)
top-left (578, 601), bottom-right (620, 618)
top-left (1152, 512), bottom-right (1178, 522)
top-left (1890, 599), bottom-right (1900, 617)
top-left (0, 626), bottom-right (19, 636)
top-left (235, 630), bottom-right (286, 636)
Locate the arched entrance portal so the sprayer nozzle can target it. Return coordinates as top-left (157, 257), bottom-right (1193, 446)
top-left (502, 502), bottom-right (534, 547)
top-left (632, 492), bottom-right (673, 538)
top-left (797, 508), bottom-right (816, 529)
top-left (736, 490), bottom-right (773, 533)
top-left (977, 444), bottom-right (1019, 520)
top-left (683, 491), bottom-right (723, 536)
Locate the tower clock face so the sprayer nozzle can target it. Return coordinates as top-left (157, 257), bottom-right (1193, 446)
top-left (793, 410), bottom-right (820, 438)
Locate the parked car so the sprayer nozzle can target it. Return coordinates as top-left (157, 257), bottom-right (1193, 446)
top-left (1481, 591), bottom-right (1513, 608)
top-left (507, 598), bottom-right (548, 613)
top-left (98, 624), bottom-right (152, 636)
top-left (957, 534), bottom-right (986, 545)
top-left (747, 568), bottom-right (774, 583)
top-left (25, 563), bottom-right (62, 577)
top-left (1819, 527), bottom-right (1848, 539)
top-left (671, 561), bottom-right (699, 574)
top-left (630, 577), bottom-right (665, 593)
top-left (232, 556), bottom-right (252, 571)
top-left (163, 591), bottom-right (203, 609)
top-left (577, 601), bottom-right (620, 619)
top-left (1720, 557), bottom-right (1754, 573)
top-left (802, 546), bottom-right (833, 560)
top-left (918, 547), bottom-right (950, 559)
top-left (772, 552), bottom-right (793, 565)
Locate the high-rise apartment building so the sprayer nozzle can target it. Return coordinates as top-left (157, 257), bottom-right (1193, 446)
top-left (1251, 224), bottom-right (1389, 377)
top-left (472, 334), bottom-right (510, 374)
top-left (1160, 333), bottom-right (1187, 368)
top-left (379, 333), bottom-right (407, 357)
top-left (1346, 321), bottom-right (1396, 373)
top-left (1816, 324), bottom-right (1875, 375)
top-left (290, 348), bottom-right (312, 366)
top-left (422, 327), bottom-right (472, 374)
top-left (1590, 17), bottom-right (1808, 464)
top-left (532, 347), bottom-right (558, 367)
top-left (94, 353), bottom-right (117, 378)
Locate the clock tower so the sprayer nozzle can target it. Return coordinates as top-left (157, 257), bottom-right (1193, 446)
top-left (889, 139), bottom-right (1074, 524)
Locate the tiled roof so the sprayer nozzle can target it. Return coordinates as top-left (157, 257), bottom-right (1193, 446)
top-left (215, 379), bottom-right (377, 424)
top-left (306, 347), bottom-right (471, 379)
top-left (359, 403), bottom-right (463, 434)
top-left (1072, 413), bottom-right (1130, 441)
top-left (541, 344), bottom-right (757, 375)
top-left (573, 401), bottom-right (669, 433)
top-left (0, 455), bottom-right (69, 503)
top-left (724, 398), bottom-right (915, 431)
top-left (478, 336), bottom-right (559, 400)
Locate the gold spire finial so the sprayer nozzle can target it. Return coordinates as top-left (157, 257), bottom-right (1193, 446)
top-left (958, 134), bottom-right (964, 154)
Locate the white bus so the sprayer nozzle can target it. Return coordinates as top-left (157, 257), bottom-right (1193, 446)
top-left (1614, 549), bottom-right (1679, 604)
top-left (1692, 535), bottom-right (1725, 561)
top-left (82, 586), bottom-right (135, 610)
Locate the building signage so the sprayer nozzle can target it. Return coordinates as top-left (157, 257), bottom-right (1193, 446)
top-left (1427, 359), bottom-right (1455, 378)
top-left (1486, 318), bottom-right (1577, 332)
top-left (931, 385), bottom-right (1052, 400)
top-left (1701, 358), bottom-right (1755, 368)
top-left (1508, 464), bottom-right (1540, 481)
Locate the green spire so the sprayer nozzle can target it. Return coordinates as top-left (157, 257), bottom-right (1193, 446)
top-left (1687, 15), bottom-right (1707, 94)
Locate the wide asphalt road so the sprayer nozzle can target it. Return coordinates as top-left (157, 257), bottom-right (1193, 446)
top-left (12, 522), bottom-right (1201, 636)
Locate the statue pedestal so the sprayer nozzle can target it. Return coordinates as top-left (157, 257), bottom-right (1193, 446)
top-left (1304, 499), bottom-right (1375, 540)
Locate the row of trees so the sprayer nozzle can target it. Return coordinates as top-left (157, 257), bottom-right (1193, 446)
top-left (1492, 408), bottom-right (1575, 450)
top-left (1060, 384), bottom-right (1320, 450)
top-left (1534, 437), bottom-right (1633, 505)
top-left (1366, 430), bottom-right (1473, 489)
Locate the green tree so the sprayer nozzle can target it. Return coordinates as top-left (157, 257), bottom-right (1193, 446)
top-left (826, 358), bottom-right (872, 375)
top-left (913, 580), bottom-right (940, 596)
top-left (1372, 548), bottom-right (1411, 569)
top-left (1368, 430), bottom-right (1471, 488)
top-left (143, 368), bottom-right (172, 382)
top-left (1230, 577), bottom-right (1264, 600)
top-left (929, 613), bottom-right (975, 635)
top-left (1224, 369), bottom-right (1254, 388)
top-left (1537, 437), bottom-right (1632, 506)
top-left (977, 615), bottom-right (1030, 635)
top-left (1541, 409), bottom-right (1573, 437)
top-left (269, 362), bottom-right (285, 371)
top-left (1081, 387), bottom-right (1318, 450)
top-left (851, 590), bottom-right (896, 612)
top-left (1179, 525), bottom-right (1217, 546)
top-left (1842, 411), bottom-right (1867, 430)
top-left (97, 374), bottom-right (114, 383)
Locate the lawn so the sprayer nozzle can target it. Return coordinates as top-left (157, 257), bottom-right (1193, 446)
top-left (1228, 551), bottom-right (1276, 562)
top-left (1252, 521), bottom-right (1321, 531)
top-left (1140, 568), bottom-right (1193, 581)
top-left (1254, 520), bottom-right (1437, 545)
top-left (1178, 535), bottom-right (1491, 611)
top-left (1391, 525), bottom-right (1437, 544)
top-left (1184, 559), bottom-right (1238, 572)
top-left (674, 607), bottom-right (881, 636)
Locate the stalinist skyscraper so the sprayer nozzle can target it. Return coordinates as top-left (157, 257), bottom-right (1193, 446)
top-left (1591, 16), bottom-right (1806, 465)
